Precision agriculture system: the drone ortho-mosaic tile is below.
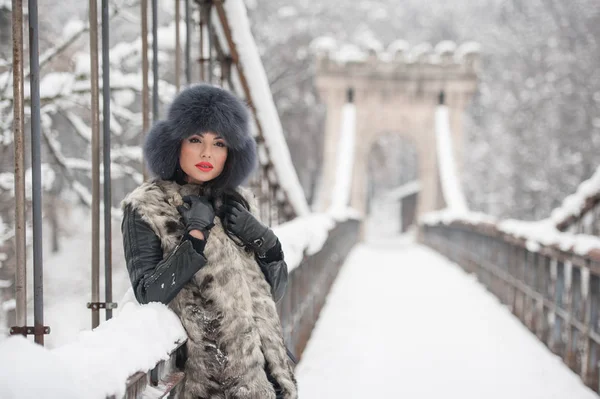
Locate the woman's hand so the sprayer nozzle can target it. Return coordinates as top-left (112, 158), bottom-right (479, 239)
top-left (222, 198), bottom-right (277, 256)
top-left (177, 196), bottom-right (215, 237)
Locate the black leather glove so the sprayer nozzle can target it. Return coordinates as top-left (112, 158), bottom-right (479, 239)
top-left (222, 198), bottom-right (278, 257)
top-left (177, 196), bottom-right (215, 237)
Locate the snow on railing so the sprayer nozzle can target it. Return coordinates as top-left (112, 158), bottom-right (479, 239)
top-left (275, 207), bottom-right (360, 274)
top-left (421, 208), bottom-right (600, 258)
top-left (435, 104), bottom-right (468, 213)
top-left (386, 180), bottom-right (421, 201)
top-left (550, 165), bottom-right (600, 234)
top-left (329, 99), bottom-right (357, 215)
top-left (213, 1), bottom-right (310, 218)
top-left (0, 302), bottom-right (186, 399)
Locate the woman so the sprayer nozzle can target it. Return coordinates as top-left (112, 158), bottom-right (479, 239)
top-left (121, 84), bottom-right (298, 399)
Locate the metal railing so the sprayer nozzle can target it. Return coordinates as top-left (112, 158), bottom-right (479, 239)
top-left (7, 0), bottom-right (303, 342)
top-left (422, 221), bottom-right (600, 393)
top-left (278, 219), bottom-right (360, 358)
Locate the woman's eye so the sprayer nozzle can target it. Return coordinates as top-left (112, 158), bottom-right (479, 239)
top-left (215, 141), bottom-right (226, 148)
top-left (189, 137), bottom-right (201, 143)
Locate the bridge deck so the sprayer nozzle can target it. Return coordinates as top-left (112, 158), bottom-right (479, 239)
top-left (296, 235), bottom-right (597, 399)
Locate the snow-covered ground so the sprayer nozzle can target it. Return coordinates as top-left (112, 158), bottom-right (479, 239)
top-left (296, 233), bottom-right (597, 398)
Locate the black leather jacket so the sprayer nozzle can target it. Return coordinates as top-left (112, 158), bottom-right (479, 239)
top-left (121, 205), bottom-right (289, 305)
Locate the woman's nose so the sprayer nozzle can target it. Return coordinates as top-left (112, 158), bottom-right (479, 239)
top-left (200, 145), bottom-right (212, 158)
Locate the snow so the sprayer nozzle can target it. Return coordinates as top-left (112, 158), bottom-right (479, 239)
top-left (39, 72), bottom-right (76, 99)
top-left (310, 36), bottom-right (338, 56)
top-left (355, 33), bottom-right (384, 54)
top-left (0, 302), bottom-right (186, 399)
top-left (156, 22), bottom-right (187, 51)
top-left (0, 216), bottom-right (10, 250)
top-left (551, 165), bottom-right (600, 227)
top-left (334, 44), bottom-right (368, 64)
top-left (328, 103), bottom-right (356, 214)
top-left (1, 298), bottom-right (14, 311)
top-left (274, 214), bottom-right (335, 273)
top-left (73, 52), bottom-right (91, 77)
top-left (111, 146), bottom-right (144, 163)
top-left (499, 219), bottom-right (600, 256)
top-left (277, 6), bottom-right (298, 19)
top-left (434, 40), bottom-right (457, 54)
top-left (421, 208), bottom-right (497, 227)
top-left (408, 42), bottom-right (432, 62)
top-left (65, 111), bottom-right (92, 141)
top-left (387, 39), bottom-right (410, 59)
top-left (274, 208), bottom-right (359, 274)
top-left (296, 235), bottom-right (598, 399)
top-left (386, 180), bottom-right (421, 200)
top-left (435, 105), bottom-right (468, 213)
top-left (0, 215), bottom-right (6, 242)
top-left (220, 1), bottom-right (310, 217)
top-left (455, 41), bottom-right (482, 60)
top-left (113, 89), bottom-right (136, 107)
top-left (62, 20), bottom-right (86, 40)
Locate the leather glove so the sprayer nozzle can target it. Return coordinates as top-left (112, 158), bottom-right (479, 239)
top-left (177, 196), bottom-right (215, 236)
top-left (222, 198), bottom-right (277, 257)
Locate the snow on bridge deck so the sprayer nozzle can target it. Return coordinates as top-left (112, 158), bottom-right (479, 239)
top-left (296, 235), bottom-right (597, 399)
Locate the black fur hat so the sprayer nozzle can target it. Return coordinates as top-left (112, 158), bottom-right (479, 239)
top-left (143, 84), bottom-right (256, 189)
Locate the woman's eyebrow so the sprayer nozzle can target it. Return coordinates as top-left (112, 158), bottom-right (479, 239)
top-left (196, 133), bottom-right (224, 140)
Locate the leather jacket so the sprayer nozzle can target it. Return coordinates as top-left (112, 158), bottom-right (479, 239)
top-left (121, 204), bottom-right (289, 305)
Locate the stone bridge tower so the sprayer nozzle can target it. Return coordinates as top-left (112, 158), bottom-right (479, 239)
top-left (314, 40), bottom-right (480, 219)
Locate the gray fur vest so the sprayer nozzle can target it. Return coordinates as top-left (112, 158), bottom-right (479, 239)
top-left (122, 180), bottom-right (298, 399)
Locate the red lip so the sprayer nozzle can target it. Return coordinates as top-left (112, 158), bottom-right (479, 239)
top-left (195, 162), bottom-right (214, 171)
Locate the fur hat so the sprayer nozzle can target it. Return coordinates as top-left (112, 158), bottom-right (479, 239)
top-left (143, 84), bottom-right (256, 189)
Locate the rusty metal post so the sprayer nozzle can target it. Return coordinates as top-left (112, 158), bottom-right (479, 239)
top-left (175, 0), bottom-right (181, 92)
top-left (206, 1), bottom-right (213, 84)
top-left (199, 3), bottom-right (205, 81)
top-left (141, 0), bottom-right (150, 179)
top-left (89, 0), bottom-right (101, 329)
top-left (151, 0), bottom-right (159, 121)
top-left (220, 55), bottom-right (230, 88)
top-left (12, 0), bottom-right (27, 333)
top-left (185, 0), bottom-right (191, 85)
top-left (101, 0), bottom-right (114, 320)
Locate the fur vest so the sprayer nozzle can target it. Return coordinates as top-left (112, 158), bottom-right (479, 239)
top-left (122, 180), bottom-right (298, 399)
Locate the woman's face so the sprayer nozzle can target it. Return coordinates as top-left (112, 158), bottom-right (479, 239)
top-left (179, 131), bottom-right (228, 184)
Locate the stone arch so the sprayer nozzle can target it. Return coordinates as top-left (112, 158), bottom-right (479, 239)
top-left (314, 41), bottom-right (479, 221)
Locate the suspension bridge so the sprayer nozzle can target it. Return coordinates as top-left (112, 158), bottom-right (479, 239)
top-left (1, 1), bottom-right (599, 398)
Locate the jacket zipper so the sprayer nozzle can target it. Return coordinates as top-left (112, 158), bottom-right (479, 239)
top-left (143, 241), bottom-right (182, 289)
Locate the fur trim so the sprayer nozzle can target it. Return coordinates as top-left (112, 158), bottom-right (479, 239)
top-left (143, 84), bottom-right (256, 187)
top-left (121, 181), bottom-right (297, 399)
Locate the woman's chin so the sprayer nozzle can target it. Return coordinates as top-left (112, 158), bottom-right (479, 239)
top-left (188, 172), bottom-right (216, 184)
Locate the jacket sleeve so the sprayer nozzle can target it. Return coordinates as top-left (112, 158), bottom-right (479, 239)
top-left (121, 205), bottom-right (207, 305)
top-left (256, 238), bottom-right (288, 303)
